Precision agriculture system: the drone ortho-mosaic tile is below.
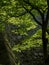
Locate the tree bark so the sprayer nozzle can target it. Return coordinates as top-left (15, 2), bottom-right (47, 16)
top-left (0, 32), bottom-right (17, 65)
top-left (42, 15), bottom-right (48, 64)
top-left (42, 25), bottom-right (47, 61)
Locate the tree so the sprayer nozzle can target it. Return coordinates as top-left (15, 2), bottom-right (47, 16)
top-left (0, 0), bottom-right (49, 64)
top-left (0, 31), bottom-right (17, 65)
top-left (9, 0), bottom-right (49, 64)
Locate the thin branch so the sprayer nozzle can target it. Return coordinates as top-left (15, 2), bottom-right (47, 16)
top-left (43, 7), bottom-right (48, 13)
top-left (23, 6), bottom-right (49, 34)
top-left (23, 6), bottom-right (42, 26)
top-left (23, 0), bottom-right (43, 16)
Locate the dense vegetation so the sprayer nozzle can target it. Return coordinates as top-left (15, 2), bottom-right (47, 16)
top-left (0, 0), bottom-right (49, 65)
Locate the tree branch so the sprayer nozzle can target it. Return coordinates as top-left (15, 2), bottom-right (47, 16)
top-left (23, 6), bottom-right (42, 26)
top-left (23, 0), bottom-right (43, 16)
top-left (23, 6), bottom-right (49, 34)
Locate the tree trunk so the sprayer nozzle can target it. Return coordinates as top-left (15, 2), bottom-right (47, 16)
top-left (42, 15), bottom-right (48, 64)
top-left (0, 32), bottom-right (11, 65)
top-left (42, 26), bottom-right (47, 60)
top-left (0, 32), bottom-right (17, 65)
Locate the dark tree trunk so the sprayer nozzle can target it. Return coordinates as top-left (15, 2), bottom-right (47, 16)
top-left (0, 32), bottom-right (11, 65)
top-left (42, 25), bottom-right (47, 60)
top-left (42, 15), bottom-right (48, 64)
top-left (0, 32), bottom-right (17, 65)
